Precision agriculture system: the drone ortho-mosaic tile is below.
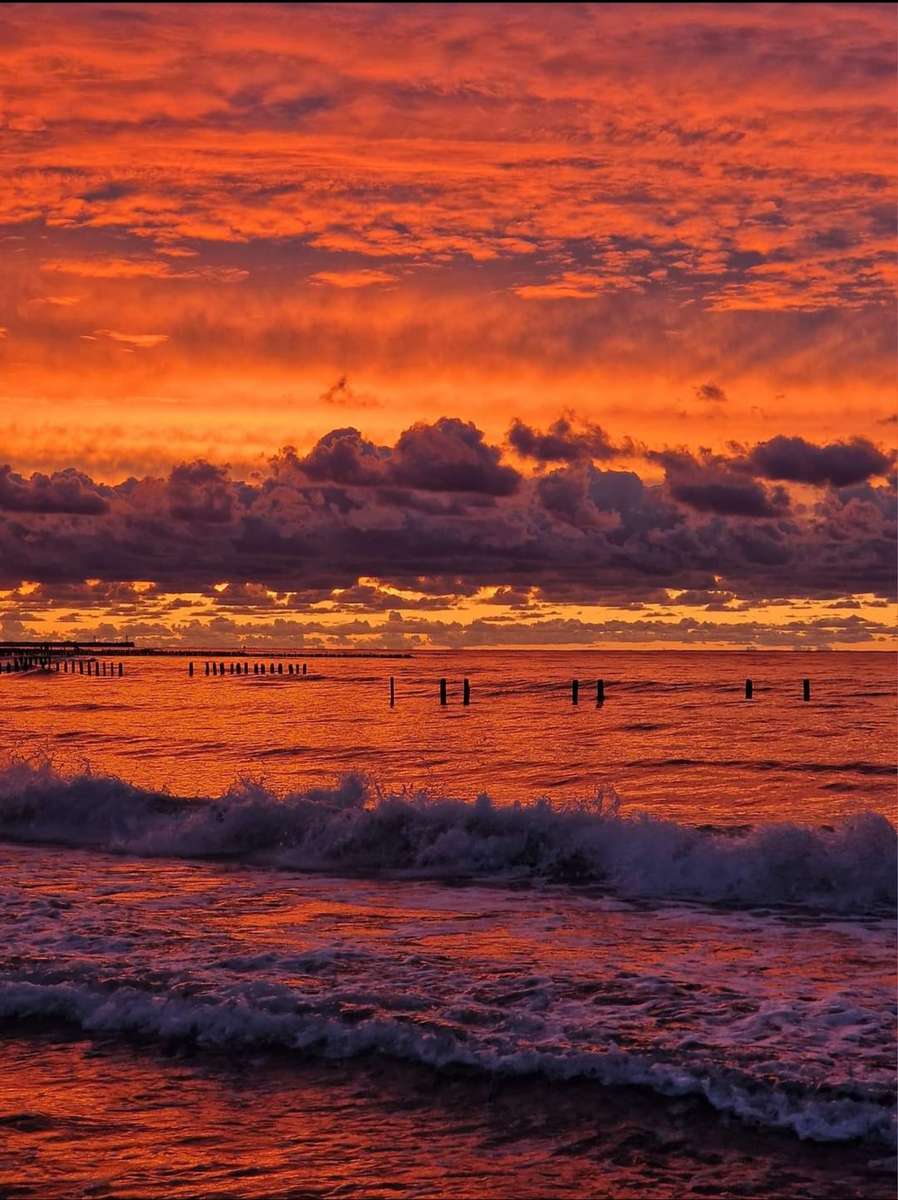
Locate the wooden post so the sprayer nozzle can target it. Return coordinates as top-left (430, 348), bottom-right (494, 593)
top-left (79, 660), bottom-right (84, 674)
top-left (389, 676), bottom-right (395, 707)
top-left (745, 678), bottom-right (753, 700)
top-left (302, 663), bottom-right (307, 675)
top-left (278, 663), bottom-right (283, 674)
top-left (439, 678), bottom-right (447, 705)
top-left (288, 663), bottom-right (293, 675)
top-left (803, 678), bottom-right (811, 702)
top-left (596, 679), bottom-right (605, 704)
top-left (571, 679), bottom-right (579, 704)
top-left (463, 677), bottom-right (470, 705)
top-left (189, 662), bottom-right (194, 676)
top-left (118, 662), bottom-right (123, 677)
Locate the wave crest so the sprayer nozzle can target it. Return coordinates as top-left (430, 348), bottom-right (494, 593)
top-left (0, 759), bottom-right (894, 912)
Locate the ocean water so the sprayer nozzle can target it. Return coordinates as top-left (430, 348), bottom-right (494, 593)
top-left (0, 650), bottom-right (894, 1199)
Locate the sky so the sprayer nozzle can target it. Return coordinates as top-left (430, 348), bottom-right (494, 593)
top-left (0, 1), bottom-right (895, 650)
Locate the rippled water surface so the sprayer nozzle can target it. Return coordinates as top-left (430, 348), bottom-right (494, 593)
top-left (2, 649), bottom-right (894, 822)
top-left (0, 650), bottom-right (894, 1198)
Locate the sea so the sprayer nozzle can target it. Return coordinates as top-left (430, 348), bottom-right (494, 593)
top-left (0, 650), bottom-right (894, 1199)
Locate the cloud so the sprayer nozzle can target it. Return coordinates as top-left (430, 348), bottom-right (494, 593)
top-left (694, 383), bottom-right (728, 404)
top-left (319, 375), bottom-right (379, 408)
top-left (167, 461), bottom-right (235, 523)
top-left (649, 446), bottom-right (789, 518)
top-left (293, 427), bottom-right (387, 486)
top-left (749, 435), bottom-right (892, 487)
top-left (94, 329), bottom-right (169, 348)
top-left (0, 419), bottom-right (892, 612)
top-left (668, 478), bottom-right (786, 518)
top-left (309, 270), bottom-right (397, 289)
top-left (507, 416), bottom-right (620, 464)
top-left (391, 418), bottom-right (520, 496)
top-left (0, 466), bottom-right (108, 514)
top-left (41, 258), bottom-right (248, 283)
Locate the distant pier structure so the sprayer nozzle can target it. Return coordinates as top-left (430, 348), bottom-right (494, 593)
top-left (0, 640), bottom-right (133, 675)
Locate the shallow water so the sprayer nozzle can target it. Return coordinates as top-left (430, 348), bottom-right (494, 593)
top-left (0, 650), bottom-right (894, 1197)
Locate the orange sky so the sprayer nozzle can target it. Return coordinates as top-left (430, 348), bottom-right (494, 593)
top-left (0, 2), bottom-right (895, 649)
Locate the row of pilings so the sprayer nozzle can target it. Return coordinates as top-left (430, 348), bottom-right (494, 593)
top-left (189, 661), bottom-right (308, 677)
top-left (414, 677), bottom-right (813, 705)
top-left (2, 658), bottom-right (124, 675)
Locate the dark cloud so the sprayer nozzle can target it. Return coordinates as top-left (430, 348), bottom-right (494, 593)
top-left (294, 428), bottom-right (387, 486)
top-left (508, 416), bottom-right (620, 463)
top-left (0, 466), bottom-right (108, 515)
top-left (0, 421), bottom-right (893, 612)
top-left (293, 418), bottom-right (519, 496)
top-left (694, 383), bottom-right (728, 403)
top-left (319, 375), bottom-right (379, 409)
top-left (168, 461), bottom-right (235, 523)
top-left (749, 435), bottom-right (892, 487)
top-left (669, 479), bottom-right (786, 518)
top-left (392, 418), bottom-right (520, 496)
top-left (649, 448), bottom-right (789, 518)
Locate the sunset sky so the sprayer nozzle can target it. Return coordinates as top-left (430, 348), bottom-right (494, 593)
top-left (1, 1), bottom-right (895, 649)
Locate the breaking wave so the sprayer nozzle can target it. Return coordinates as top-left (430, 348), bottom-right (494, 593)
top-left (0, 976), bottom-right (893, 1146)
top-left (0, 760), bottom-right (894, 912)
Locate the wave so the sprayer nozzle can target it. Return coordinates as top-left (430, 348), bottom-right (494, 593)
top-left (0, 760), bottom-right (894, 912)
top-left (0, 976), bottom-right (893, 1146)
top-left (626, 757), bottom-right (896, 776)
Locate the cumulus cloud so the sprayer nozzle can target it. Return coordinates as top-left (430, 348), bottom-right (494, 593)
top-left (0, 419), bottom-right (892, 614)
top-left (0, 466), bottom-right (108, 515)
top-left (648, 447), bottom-right (790, 518)
top-left (749, 435), bottom-right (892, 487)
top-left (391, 418), bottom-right (520, 496)
top-left (507, 416), bottom-right (622, 464)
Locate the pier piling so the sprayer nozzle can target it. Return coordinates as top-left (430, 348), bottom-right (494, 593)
top-left (803, 678), bottom-right (811, 702)
top-left (389, 676), bottom-right (395, 707)
top-left (439, 678), bottom-right (447, 705)
top-left (463, 677), bottom-right (471, 705)
top-left (571, 679), bottom-right (579, 705)
top-left (745, 678), bottom-right (753, 700)
top-left (596, 679), bottom-right (605, 705)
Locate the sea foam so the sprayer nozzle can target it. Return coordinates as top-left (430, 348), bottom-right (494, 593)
top-left (0, 976), bottom-right (893, 1146)
top-left (0, 759), bottom-right (893, 912)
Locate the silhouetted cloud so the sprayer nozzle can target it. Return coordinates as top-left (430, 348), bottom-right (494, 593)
top-left (0, 420), bottom-right (892, 613)
top-left (749, 435), bottom-right (892, 487)
top-left (0, 466), bottom-right (108, 515)
top-left (668, 479), bottom-right (786, 518)
top-left (508, 416), bottom-right (620, 463)
top-left (694, 383), bottom-right (728, 403)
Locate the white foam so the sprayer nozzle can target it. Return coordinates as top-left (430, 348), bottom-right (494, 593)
top-left (0, 977), bottom-right (892, 1145)
top-left (0, 759), bottom-right (894, 911)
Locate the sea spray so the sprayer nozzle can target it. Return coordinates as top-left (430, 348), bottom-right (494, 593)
top-left (0, 758), bottom-right (893, 912)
